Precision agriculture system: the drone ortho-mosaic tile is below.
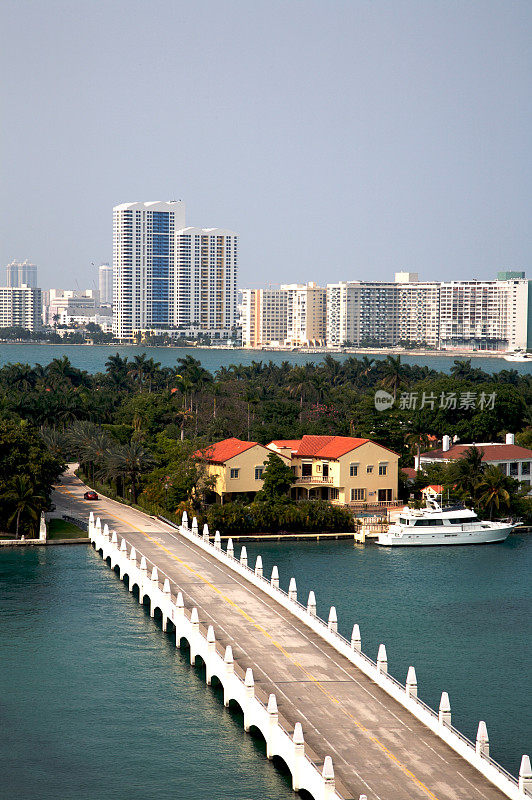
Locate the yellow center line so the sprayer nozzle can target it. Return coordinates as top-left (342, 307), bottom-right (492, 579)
top-left (63, 485), bottom-right (440, 800)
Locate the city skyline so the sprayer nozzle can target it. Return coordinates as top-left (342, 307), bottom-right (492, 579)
top-left (1, 1), bottom-right (531, 289)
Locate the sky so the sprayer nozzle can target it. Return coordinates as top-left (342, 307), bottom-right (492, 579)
top-left (1, 0), bottom-right (531, 290)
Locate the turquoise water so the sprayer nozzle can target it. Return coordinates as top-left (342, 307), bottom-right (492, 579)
top-left (243, 535), bottom-right (532, 776)
top-left (0, 546), bottom-right (292, 800)
top-left (1, 342), bottom-right (531, 374)
top-left (1, 538), bottom-right (530, 799)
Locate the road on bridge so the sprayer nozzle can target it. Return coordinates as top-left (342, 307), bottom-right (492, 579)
top-left (53, 468), bottom-right (510, 800)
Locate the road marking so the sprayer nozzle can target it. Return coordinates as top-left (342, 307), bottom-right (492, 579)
top-left (81, 497), bottom-right (441, 800)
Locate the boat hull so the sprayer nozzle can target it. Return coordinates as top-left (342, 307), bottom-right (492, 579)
top-left (377, 525), bottom-right (513, 546)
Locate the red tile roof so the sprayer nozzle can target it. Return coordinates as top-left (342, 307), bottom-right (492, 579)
top-left (421, 443), bottom-right (532, 462)
top-left (196, 438), bottom-right (259, 464)
top-left (270, 435), bottom-right (398, 459)
top-left (401, 467), bottom-right (418, 482)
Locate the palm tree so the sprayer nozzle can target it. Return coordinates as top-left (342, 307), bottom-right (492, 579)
top-left (107, 442), bottom-right (154, 503)
top-left (477, 466), bottom-right (511, 519)
top-left (105, 353), bottom-right (130, 389)
top-left (128, 354), bottom-right (148, 391)
top-left (448, 446), bottom-right (485, 503)
top-left (381, 355), bottom-right (404, 399)
top-left (405, 430), bottom-right (431, 470)
top-left (3, 476), bottom-right (45, 538)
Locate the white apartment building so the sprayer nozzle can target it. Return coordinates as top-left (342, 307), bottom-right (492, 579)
top-left (113, 202), bottom-right (237, 340)
top-left (5, 260), bottom-right (38, 288)
top-left (283, 282), bottom-right (327, 346)
top-left (0, 286), bottom-right (42, 331)
top-left (98, 263), bottom-right (113, 305)
top-left (438, 279), bottom-right (529, 351)
top-left (326, 275), bottom-right (530, 351)
top-left (174, 228), bottom-right (238, 331)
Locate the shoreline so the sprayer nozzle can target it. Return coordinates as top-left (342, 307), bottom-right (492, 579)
top-left (0, 340), bottom-right (514, 360)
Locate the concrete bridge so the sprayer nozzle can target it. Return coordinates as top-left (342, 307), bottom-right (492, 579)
top-left (54, 471), bottom-right (532, 800)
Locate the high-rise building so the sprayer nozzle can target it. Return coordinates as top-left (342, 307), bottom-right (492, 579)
top-left (0, 286), bottom-right (42, 330)
top-left (283, 283), bottom-right (327, 346)
top-left (241, 288), bottom-right (288, 347)
top-left (174, 228), bottom-right (238, 330)
top-left (113, 201), bottom-right (238, 340)
top-left (5, 260), bottom-right (37, 288)
top-left (98, 263), bottom-right (113, 305)
top-left (113, 201), bottom-right (186, 340)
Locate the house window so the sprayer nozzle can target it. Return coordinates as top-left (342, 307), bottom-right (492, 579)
top-left (351, 488), bottom-right (366, 501)
top-left (509, 462), bottom-right (519, 476)
top-left (330, 488), bottom-right (339, 500)
top-left (316, 464), bottom-right (321, 472)
top-left (302, 462), bottom-right (312, 477)
top-left (497, 463), bottom-right (508, 476)
top-left (366, 465), bottom-right (373, 474)
top-left (322, 463), bottom-right (329, 478)
top-left (521, 461), bottom-right (530, 475)
top-left (254, 466), bottom-right (264, 480)
top-left (230, 468), bottom-right (240, 479)
top-left (349, 463), bottom-right (358, 477)
top-left (378, 464), bottom-right (387, 476)
top-left (378, 488), bottom-right (392, 502)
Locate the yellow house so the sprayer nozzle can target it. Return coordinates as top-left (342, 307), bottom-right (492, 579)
top-left (268, 435), bottom-right (399, 508)
top-left (196, 438), bottom-right (290, 503)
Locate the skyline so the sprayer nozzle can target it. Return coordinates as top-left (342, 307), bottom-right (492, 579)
top-left (1, 1), bottom-right (531, 289)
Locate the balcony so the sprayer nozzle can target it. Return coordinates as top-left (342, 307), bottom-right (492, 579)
top-left (294, 476), bottom-right (334, 485)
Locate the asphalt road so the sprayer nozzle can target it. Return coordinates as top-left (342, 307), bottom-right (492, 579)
top-left (53, 468), bottom-right (511, 800)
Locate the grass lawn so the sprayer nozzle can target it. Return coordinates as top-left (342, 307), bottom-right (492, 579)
top-left (48, 518), bottom-right (87, 539)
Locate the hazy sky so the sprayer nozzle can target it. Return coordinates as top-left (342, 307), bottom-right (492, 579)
top-left (1, 0), bottom-right (530, 290)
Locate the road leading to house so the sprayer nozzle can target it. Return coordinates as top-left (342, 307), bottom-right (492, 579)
top-left (53, 467), bottom-right (519, 800)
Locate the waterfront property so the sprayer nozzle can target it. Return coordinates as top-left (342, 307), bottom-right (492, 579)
top-left (269, 435), bottom-right (399, 508)
top-left (419, 433), bottom-right (532, 491)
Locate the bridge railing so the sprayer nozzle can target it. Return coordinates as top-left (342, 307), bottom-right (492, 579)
top-left (157, 515), bottom-right (528, 800)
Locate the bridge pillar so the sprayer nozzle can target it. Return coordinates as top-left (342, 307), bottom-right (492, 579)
top-left (475, 721), bottom-right (489, 757)
top-left (111, 529), bottom-right (117, 545)
top-left (243, 668), bottom-right (255, 731)
top-left (102, 523), bottom-right (109, 539)
top-left (292, 722), bottom-right (305, 791)
top-left (377, 644), bottom-right (388, 674)
top-left (161, 580), bottom-right (171, 631)
top-left (181, 510), bottom-right (188, 529)
top-left (266, 694), bottom-right (278, 759)
top-left (227, 538), bottom-right (234, 559)
top-left (351, 623), bottom-right (361, 652)
top-left (288, 578), bottom-right (297, 602)
top-left (128, 548), bottom-right (137, 590)
top-left (206, 625), bottom-right (216, 684)
top-left (322, 756), bottom-right (335, 800)
top-left (88, 512), bottom-right (95, 536)
top-left (518, 754), bottom-right (532, 793)
top-left (203, 523), bottom-right (210, 542)
top-left (174, 592), bottom-right (185, 640)
top-left (214, 530), bottom-right (221, 550)
top-left (190, 607), bottom-right (200, 665)
top-left (271, 565), bottom-right (279, 590)
top-left (439, 692), bottom-right (451, 727)
top-left (307, 591), bottom-right (316, 616)
top-left (240, 546), bottom-right (248, 568)
top-left (95, 517), bottom-right (102, 536)
top-left (120, 538), bottom-right (127, 553)
top-left (191, 517), bottom-right (198, 535)
top-left (223, 645), bottom-right (234, 706)
top-left (254, 555), bottom-right (263, 578)
top-left (406, 666), bottom-right (417, 698)
top-left (328, 606), bottom-right (338, 634)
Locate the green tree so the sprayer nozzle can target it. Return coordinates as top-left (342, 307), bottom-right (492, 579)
top-left (2, 475), bottom-right (45, 538)
top-left (256, 453), bottom-right (294, 501)
top-left (476, 466), bottom-right (511, 519)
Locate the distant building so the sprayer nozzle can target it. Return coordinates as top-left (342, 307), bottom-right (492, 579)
top-left (113, 201), bottom-right (237, 341)
top-left (5, 260), bottom-right (37, 288)
top-left (43, 289), bottom-right (100, 325)
top-left (418, 433), bottom-right (532, 490)
top-left (283, 282), bottom-right (327, 347)
top-left (0, 285), bottom-right (42, 331)
top-left (241, 282), bottom-right (326, 348)
top-left (98, 263), bottom-right (113, 305)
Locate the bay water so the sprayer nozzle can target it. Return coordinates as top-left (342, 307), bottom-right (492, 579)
top-left (1, 535), bottom-right (530, 799)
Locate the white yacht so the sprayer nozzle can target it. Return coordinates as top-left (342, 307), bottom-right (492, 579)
top-left (504, 351), bottom-right (532, 363)
top-left (377, 499), bottom-right (514, 546)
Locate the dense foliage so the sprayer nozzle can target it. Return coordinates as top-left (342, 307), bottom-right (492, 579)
top-left (0, 351), bottom-right (530, 531)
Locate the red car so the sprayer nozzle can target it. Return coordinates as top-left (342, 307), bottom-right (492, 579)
top-left (84, 491), bottom-right (99, 501)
